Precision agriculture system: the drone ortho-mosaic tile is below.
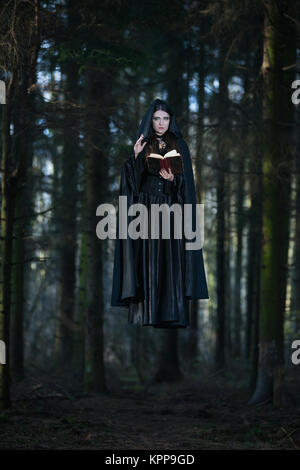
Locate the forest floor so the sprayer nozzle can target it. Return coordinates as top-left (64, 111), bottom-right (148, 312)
top-left (0, 361), bottom-right (299, 451)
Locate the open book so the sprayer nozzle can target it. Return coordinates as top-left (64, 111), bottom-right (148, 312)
top-left (146, 149), bottom-right (184, 175)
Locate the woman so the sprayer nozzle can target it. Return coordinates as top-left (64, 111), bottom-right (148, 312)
top-left (111, 98), bottom-right (209, 328)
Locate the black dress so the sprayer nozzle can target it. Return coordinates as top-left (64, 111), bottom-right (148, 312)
top-left (111, 98), bottom-right (209, 329)
top-left (127, 138), bottom-right (189, 328)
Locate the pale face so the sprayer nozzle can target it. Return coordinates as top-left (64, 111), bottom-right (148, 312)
top-left (152, 110), bottom-right (170, 136)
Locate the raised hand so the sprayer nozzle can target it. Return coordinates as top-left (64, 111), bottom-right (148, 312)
top-left (134, 134), bottom-right (147, 158)
top-left (159, 167), bottom-right (174, 182)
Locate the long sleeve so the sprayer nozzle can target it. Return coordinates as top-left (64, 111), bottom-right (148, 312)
top-left (132, 149), bottom-right (146, 196)
top-left (111, 152), bottom-right (142, 307)
top-left (171, 173), bottom-right (184, 203)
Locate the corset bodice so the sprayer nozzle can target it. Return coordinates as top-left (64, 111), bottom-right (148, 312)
top-left (140, 173), bottom-right (173, 195)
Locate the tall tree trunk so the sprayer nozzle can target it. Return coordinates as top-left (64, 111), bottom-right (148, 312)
top-left (215, 41), bottom-right (229, 370)
top-left (232, 50), bottom-right (252, 359)
top-left (233, 148), bottom-right (245, 357)
top-left (54, 61), bottom-right (79, 365)
top-left (249, 0), bottom-right (296, 406)
top-left (133, 326), bottom-right (144, 383)
top-left (83, 63), bottom-right (109, 393)
top-left (0, 97), bottom-right (14, 409)
top-left (72, 227), bottom-right (87, 379)
top-left (10, 23), bottom-right (40, 378)
top-left (224, 171), bottom-right (232, 358)
top-left (245, 46), bottom-right (263, 393)
top-left (155, 330), bottom-right (181, 383)
top-left (0, 0), bottom-right (40, 408)
top-left (188, 43), bottom-right (206, 364)
top-left (290, 12), bottom-right (300, 336)
top-left (10, 86), bottom-right (30, 379)
top-left (290, 111), bottom-right (300, 336)
top-left (247, 136), bottom-right (263, 391)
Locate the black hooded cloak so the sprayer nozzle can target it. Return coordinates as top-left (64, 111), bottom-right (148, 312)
top-left (111, 99), bottom-right (209, 328)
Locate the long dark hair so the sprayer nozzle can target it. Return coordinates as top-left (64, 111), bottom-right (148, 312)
top-left (144, 102), bottom-right (180, 156)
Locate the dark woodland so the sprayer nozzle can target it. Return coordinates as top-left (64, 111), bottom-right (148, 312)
top-left (0, 0), bottom-right (300, 452)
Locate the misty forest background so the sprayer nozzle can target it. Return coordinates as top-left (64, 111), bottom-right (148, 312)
top-left (0, 0), bottom-right (300, 413)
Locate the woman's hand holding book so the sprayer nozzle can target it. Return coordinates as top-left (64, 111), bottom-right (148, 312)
top-left (159, 168), bottom-right (174, 182)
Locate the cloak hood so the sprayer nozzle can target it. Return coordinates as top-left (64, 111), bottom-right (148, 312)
top-left (135, 98), bottom-right (183, 141)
